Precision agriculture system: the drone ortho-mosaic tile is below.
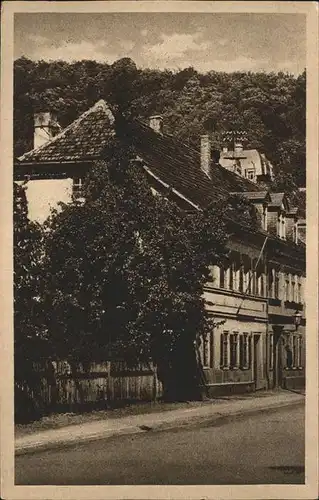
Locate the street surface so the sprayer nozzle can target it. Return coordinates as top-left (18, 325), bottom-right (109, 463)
top-left (15, 403), bottom-right (304, 485)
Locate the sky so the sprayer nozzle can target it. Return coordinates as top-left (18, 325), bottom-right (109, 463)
top-left (14, 13), bottom-right (306, 75)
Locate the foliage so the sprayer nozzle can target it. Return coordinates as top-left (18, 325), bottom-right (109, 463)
top-left (225, 194), bottom-right (260, 230)
top-left (14, 57), bottom-right (305, 187)
top-left (14, 182), bottom-right (47, 420)
top-left (42, 127), bottom-right (229, 401)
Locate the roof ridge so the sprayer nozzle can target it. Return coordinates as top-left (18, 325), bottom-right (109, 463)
top-left (135, 119), bottom-right (262, 191)
top-left (17, 99), bottom-right (115, 162)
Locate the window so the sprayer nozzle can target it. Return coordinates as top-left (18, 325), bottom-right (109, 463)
top-left (285, 343), bottom-right (293, 369)
top-left (228, 265), bottom-right (234, 290)
top-left (73, 177), bottom-right (83, 198)
top-left (256, 264), bottom-right (264, 296)
top-left (246, 169), bottom-right (255, 181)
top-left (284, 275), bottom-right (290, 302)
top-left (220, 332), bottom-right (229, 368)
top-left (230, 333), bottom-right (238, 369)
top-left (239, 264), bottom-right (244, 293)
top-left (233, 263), bottom-right (239, 291)
top-left (246, 269), bottom-right (253, 295)
top-left (291, 279), bottom-right (296, 303)
top-left (298, 336), bottom-right (303, 368)
top-left (201, 333), bottom-right (211, 367)
top-left (219, 266), bottom-right (225, 288)
top-left (277, 215), bottom-right (281, 237)
top-left (274, 270), bottom-right (280, 299)
top-left (262, 205), bottom-right (268, 231)
top-left (297, 281), bottom-right (302, 304)
top-left (260, 273), bottom-right (265, 297)
top-left (268, 269), bottom-right (274, 298)
top-left (277, 213), bottom-right (286, 239)
top-left (239, 333), bottom-right (249, 369)
top-left (282, 215), bottom-right (286, 239)
top-left (289, 335), bottom-right (303, 369)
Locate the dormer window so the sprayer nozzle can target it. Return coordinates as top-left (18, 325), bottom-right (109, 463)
top-left (277, 212), bottom-right (286, 239)
top-left (281, 214), bottom-right (286, 239)
top-left (262, 205), bottom-right (268, 231)
top-left (73, 177), bottom-right (83, 198)
top-left (245, 169), bottom-right (255, 181)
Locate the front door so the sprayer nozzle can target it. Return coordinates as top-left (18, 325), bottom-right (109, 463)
top-left (253, 334), bottom-right (261, 389)
top-left (273, 326), bottom-right (284, 388)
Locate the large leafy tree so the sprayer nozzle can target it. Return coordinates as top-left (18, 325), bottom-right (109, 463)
top-left (42, 126), bottom-right (229, 401)
top-left (14, 182), bottom-right (47, 419)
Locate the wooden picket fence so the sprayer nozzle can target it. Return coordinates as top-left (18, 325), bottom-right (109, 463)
top-left (25, 359), bottom-right (163, 412)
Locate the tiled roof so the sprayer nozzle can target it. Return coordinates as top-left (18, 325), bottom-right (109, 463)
top-left (15, 99), bottom-right (305, 264)
top-left (17, 100), bottom-right (116, 164)
top-left (16, 100), bottom-right (260, 209)
top-left (269, 192), bottom-right (286, 207)
top-left (126, 120), bottom-right (260, 209)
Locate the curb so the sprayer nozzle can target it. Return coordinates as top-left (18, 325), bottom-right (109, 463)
top-left (15, 397), bottom-right (304, 457)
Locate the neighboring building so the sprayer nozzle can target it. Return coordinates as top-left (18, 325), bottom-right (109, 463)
top-left (219, 143), bottom-right (274, 184)
top-left (14, 100), bottom-right (306, 397)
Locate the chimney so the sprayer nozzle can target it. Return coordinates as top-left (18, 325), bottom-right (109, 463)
top-left (234, 142), bottom-right (244, 153)
top-left (149, 115), bottom-right (163, 134)
top-left (200, 135), bottom-right (211, 178)
top-left (34, 111), bottom-right (59, 149)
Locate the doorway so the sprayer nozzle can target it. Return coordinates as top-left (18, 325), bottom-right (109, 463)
top-left (273, 326), bottom-right (284, 389)
top-left (253, 334), bottom-right (261, 389)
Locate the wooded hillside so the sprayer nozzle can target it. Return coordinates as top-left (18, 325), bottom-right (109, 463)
top-left (14, 57), bottom-right (306, 187)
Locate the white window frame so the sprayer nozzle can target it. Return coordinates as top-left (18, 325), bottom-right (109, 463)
top-left (291, 277), bottom-right (296, 303)
top-left (262, 205), bottom-right (268, 231)
top-left (246, 169), bottom-right (255, 181)
top-left (73, 177), bottom-right (83, 198)
top-left (282, 214), bottom-right (286, 240)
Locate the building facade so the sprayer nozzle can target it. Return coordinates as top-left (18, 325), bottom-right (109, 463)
top-left (14, 100), bottom-right (306, 398)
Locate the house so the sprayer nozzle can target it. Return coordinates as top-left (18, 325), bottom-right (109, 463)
top-left (14, 100), bottom-right (306, 398)
top-left (219, 142), bottom-right (274, 184)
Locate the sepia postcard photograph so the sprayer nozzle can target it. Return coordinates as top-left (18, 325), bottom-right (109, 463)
top-left (1, 1), bottom-right (318, 499)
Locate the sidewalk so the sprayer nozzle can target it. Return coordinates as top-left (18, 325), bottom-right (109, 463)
top-left (15, 390), bottom-right (304, 456)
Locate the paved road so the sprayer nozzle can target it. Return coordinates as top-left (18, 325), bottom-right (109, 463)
top-left (15, 403), bottom-right (305, 485)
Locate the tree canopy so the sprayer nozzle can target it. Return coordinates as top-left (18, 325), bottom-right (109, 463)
top-left (14, 57), bottom-right (306, 188)
top-left (40, 127), bottom-right (231, 400)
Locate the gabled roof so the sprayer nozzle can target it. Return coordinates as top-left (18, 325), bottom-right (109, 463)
top-left (15, 99), bottom-right (305, 266)
top-left (16, 99), bottom-right (260, 209)
top-left (220, 149), bottom-right (273, 177)
top-left (17, 100), bottom-right (116, 164)
top-left (269, 192), bottom-right (290, 210)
